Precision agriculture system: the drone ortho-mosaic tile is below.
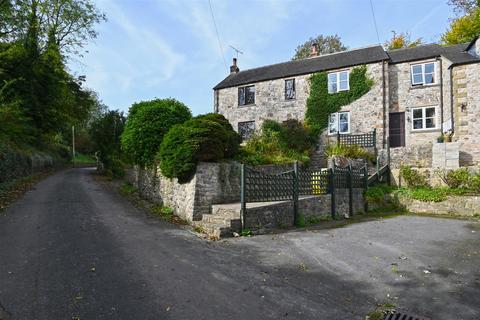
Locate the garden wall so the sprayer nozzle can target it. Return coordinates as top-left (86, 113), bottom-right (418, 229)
top-left (0, 145), bottom-right (58, 184)
top-left (125, 162), bottom-right (242, 222)
top-left (370, 193), bottom-right (480, 217)
top-left (244, 189), bottom-right (365, 232)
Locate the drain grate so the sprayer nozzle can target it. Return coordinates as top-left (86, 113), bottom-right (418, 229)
top-left (384, 311), bottom-right (431, 320)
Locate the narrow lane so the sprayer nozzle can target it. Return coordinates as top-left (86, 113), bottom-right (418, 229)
top-left (0, 168), bottom-right (370, 319)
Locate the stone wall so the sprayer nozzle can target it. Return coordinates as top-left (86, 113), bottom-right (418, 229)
top-left (0, 145), bottom-right (58, 184)
top-left (388, 59), bottom-right (443, 149)
top-left (216, 62), bottom-right (386, 152)
top-left (244, 189), bottom-right (365, 232)
top-left (371, 192), bottom-right (480, 217)
top-left (452, 63), bottom-right (480, 166)
top-left (216, 73), bottom-right (311, 132)
top-left (125, 162), bottom-right (241, 222)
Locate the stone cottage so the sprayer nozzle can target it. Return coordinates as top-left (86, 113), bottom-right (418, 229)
top-left (213, 37), bottom-right (480, 168)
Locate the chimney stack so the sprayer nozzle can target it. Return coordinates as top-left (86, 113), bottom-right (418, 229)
top-left (230, 58), bottom-right (239, 74)
top-left (310, 43), bottom-right (318, 57)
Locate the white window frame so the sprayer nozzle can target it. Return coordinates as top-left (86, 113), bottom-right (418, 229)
top-left (410, 62), bottom-right (435, 86)
top-left (328, 70), bottom-right (350, 94)
top-left (411, 106), bottom-right (437, 131)
top-left (328, 111), bottom-right (351, 135)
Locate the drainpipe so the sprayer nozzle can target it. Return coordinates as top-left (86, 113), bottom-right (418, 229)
top-left (438, 57), bottom-right (444, 132)
top-left (449, 67), bottom-right (455, 135)
top-left (382, 60), bottom-right (387, 148)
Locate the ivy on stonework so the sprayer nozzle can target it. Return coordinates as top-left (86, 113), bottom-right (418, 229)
top-left (305, 65), bottom-right (374, 137)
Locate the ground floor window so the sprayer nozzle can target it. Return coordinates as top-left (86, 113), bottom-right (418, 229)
top-left (411, 106), bottom-right (436, 131)
top-left (328, 112), bottom-right (350, 135)
top-left (238, 121), bottom-right (255, 141)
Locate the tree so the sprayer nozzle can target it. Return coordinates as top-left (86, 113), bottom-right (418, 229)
top-left (292, 34), bottom-right (346, 60)
top-left (442, 4), bottom-right (480, 45)
top-left (384, 31), bottom-right (423, 50)
top-left (448, 0), bottom-right (479, 15)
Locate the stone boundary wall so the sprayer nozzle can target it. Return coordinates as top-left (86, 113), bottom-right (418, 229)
top-left (125, 162), bottom-right (242, 222)
top-left (370, 193), bottom-right (480, 217)
top-left (244, 189), bottom-right (365, 231)
top-left (0, 145), bottom-right (58, 184)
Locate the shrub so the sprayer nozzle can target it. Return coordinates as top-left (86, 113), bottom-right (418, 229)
top-left (364, 184), bottom-right (396, 203)
top-left (324, 143), bottom-right (374, 161)
top-left (121, 98), bottom-right (191, 167)
top-left (158, 113), bottom-right (241, 182)
top-left (439, 168), bottom-right (470, 189)
top-left (237, 119), bottom-right (314, 165)
top-left (399, 165), bottom-right (430, 188)
top-left (468, 172), bottom-right (480, 193)
top-left (399, 187), bottom-right (447, 202)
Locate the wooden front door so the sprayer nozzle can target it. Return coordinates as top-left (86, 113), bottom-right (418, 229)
top-left (389, 112), bottom-right (405, 148)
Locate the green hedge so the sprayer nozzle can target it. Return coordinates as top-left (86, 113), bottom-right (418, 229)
top-left (121, 98), bottom-right (191, 167)
top-left (158, 113), bottom-right (241, 182)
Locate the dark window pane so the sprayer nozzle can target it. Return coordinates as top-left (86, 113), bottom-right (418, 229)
top-left (412, 65), bottom-right (422, 74)
top-left (424, 63), bottom-right (434, 73)
top-left (413, 119), bottom-right (423, 129)
top-left (413, 74), bottom-right (423, 84)
top-left (238, 121), bottom-right (255, 140)
top-left (245, 86), bottom-right (255, 105)
top-left (425, 73), bottom-right (434, 84)
top-left (413, 109), bottom-right (422, 119)
top-left (285, 79), bottom-right (295, 99)
top-left (238, 87), bottom-right (245, 106)
top-left (425, 118), bottom-right (435, 128)
top-left (425, 107), bottom-right (435, 118)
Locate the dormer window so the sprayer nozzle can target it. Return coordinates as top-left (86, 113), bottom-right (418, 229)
top-left (328, 71), bottom-right (349, 93)
top-left (411, 62), bottom-right (435, 86)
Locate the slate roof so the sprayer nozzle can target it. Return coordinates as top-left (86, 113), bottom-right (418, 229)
top-left (213, 45), bottom-right (388, 90)
top-left (214, 42), bottom-right (480, 90)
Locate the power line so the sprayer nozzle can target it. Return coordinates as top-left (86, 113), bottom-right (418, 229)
top-left (208, 0), bottom-right (228, 73)
top-left (369, 0), bottom-right (381, 45)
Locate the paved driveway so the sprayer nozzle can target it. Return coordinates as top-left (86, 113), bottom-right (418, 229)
top-left (0, 168), bottom-right (478, 319)
top-left (229, 215), bottom-right (480, 319)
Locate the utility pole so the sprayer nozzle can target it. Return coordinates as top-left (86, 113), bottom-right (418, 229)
top-left (72, 125), bottom-right (75, 168)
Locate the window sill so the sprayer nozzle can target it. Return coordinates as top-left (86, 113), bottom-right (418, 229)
top-left (327, 132), bottom-right (351, 136)
top-left (409, 83), bottom-right (439, 90)
top-left (410, 128), bottom-right (440, 133)
top-left (238, 104), bottom-right (256, 108)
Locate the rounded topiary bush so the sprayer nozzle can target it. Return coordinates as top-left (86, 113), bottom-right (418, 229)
top-left (158, 113), bottom-right (241, 182)
top-left (121, 98), bottom-right (191, 167)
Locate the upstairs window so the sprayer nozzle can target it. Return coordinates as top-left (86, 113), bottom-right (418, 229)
top-left (285, 79), bottom-right (295, 100)
top-left (411, 62), bottom-right (435, 86)
top-left (238, 85), bottom-right (255, 106)
top-left (328, 112), bottom-right (350, 135)
top-left (412, 106), bottom-right (436, 130)
top-left (238, 121), bottom-right (255, 140)
top-left (328, 71), bottom-right (349, 93)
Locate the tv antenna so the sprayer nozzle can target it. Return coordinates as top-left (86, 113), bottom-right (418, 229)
top-left (229, 45), bottom-right (243, 59)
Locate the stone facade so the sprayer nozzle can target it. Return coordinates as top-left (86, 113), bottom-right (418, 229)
top-left (214, 39), bottom-right (480, 170)
top-left (125, 162), bottom-right (241, 222)
top-left (452, 63), bottom-right (480, 166)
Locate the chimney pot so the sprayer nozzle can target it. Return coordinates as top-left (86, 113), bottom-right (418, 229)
top-left (310, 43), bottom-right (318, 57)
top-left (230, 57), bottom-right (239, 74)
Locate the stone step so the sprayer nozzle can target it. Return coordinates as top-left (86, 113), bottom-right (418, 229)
top-left (193, 220), bottom-right (239, 239)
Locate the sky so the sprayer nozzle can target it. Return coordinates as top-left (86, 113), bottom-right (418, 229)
top-left (71, 0), bottom-right (455, 116)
